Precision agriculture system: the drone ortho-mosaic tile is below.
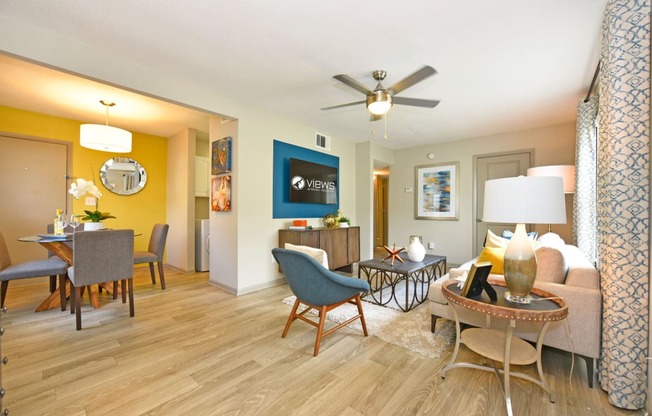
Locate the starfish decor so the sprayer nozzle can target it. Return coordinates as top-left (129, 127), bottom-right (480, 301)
top-left (383, 244), bottom-right (405, 266)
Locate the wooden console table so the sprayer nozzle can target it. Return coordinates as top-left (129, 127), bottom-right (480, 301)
top-left (278, 226), bottom-right (360, 272)
top-left (441, 280), bottom-right (568, 416)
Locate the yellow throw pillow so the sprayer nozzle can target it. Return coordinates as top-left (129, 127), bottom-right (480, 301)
top-left (477, 245), bottom-right (506, 275)
top-left (485, 229), bottom-right (509, 248)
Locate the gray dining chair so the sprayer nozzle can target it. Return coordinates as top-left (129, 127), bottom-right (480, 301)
top-left (134, 224), bottom-right (169, 290)
top-left (0, 230), bottom-right (68, 308)
top-left (46, 223), bottom-right (74, 293)
top-left (68, 230), bottom-right (134, 330)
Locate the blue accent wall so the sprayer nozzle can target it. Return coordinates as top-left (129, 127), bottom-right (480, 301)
top-left (273, 140), bottom-right (339, 219)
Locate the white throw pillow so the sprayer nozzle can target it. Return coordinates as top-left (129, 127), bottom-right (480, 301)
top-left (284, 243), bottom-right (329, 269)
top-left (537, 232), bottom-right (566, 250)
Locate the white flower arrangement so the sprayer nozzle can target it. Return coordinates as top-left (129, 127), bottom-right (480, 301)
top-left (68, 178), bottom-right (115, 222)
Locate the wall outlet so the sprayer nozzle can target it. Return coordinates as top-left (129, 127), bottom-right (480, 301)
top-left (428, 242), bottom-right (435, 249)
top-left (85, 196), bottom-right (96, 206)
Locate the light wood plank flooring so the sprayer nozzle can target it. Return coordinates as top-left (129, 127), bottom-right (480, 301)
top-left (1, 267), bottom-right (644, 415)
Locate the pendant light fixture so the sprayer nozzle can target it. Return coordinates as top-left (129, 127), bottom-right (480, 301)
top-left (80, 100), bottom-right (132, 153)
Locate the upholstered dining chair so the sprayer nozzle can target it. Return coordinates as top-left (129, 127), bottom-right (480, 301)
top-left (46, 223), bottom-right (74, 293)
top-left (0, 230), bottom-right (68, 308)
top-left (134, 224), bottom-right (169, 290)
top-left (68, 230), bottom-right (134, 330)
top-left (271, 247), bottom-right (370, 356)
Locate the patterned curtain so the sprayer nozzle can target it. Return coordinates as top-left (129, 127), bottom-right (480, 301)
top-left (574, 96), bottom-right (598, 262)
top-left (598, 0), bottom-right (650, 409)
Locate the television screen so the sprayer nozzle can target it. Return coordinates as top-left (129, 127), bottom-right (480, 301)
top-left (289, 158), bottom-right (338, 204)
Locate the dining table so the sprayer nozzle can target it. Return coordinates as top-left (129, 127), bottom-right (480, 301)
top-left (18, 231), bottom-right (139, 312)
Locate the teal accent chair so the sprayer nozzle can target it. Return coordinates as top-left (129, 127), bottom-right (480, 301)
top-left (272, 248), bottom-right (370, 356)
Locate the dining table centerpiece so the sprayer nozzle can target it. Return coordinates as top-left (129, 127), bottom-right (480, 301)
top-left (68, 178), bottom-right (115, 230)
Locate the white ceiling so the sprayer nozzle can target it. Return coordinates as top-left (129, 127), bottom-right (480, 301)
top-left (0, 1), bottom-right (606, 150)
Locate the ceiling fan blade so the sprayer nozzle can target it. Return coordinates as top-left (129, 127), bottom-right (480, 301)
top-left (388, 66), bottom-right (437, 95)
top-left (321, 100), bottom-right (365, 110)
top-left (333, 74), bottom-right (373, 95)
top-left (392, 96), bottom-right (440, 108)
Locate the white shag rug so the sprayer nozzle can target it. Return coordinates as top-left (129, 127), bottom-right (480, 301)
top-left (281, 295), bottom-right (455, 358)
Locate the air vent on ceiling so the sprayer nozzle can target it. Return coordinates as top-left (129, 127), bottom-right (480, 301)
top-left (315, 132), bottom-right (331, 150)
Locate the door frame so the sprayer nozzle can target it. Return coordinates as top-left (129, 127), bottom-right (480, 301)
top-left (472, 148), bottom-right (534, 257)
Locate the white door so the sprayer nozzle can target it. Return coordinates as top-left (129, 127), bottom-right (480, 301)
top-left (0, 135), bottom-right (69, 263)
top-left (473, 151), bottom-right (532, 257)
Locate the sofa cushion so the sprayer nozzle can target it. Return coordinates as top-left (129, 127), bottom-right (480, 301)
top-left (477, 246), bottom-right (505, 274)
top-left (485, 230), bottom-right (509, 248)
top-left (284, 243), bottom-right (329, 269)
top-left (534, 246), bottom-right (567, 284)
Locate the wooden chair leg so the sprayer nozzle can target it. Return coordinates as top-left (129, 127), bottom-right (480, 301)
top-left (282, 298), bottom-right (301, 338)
top-left (431, 315), bottom-right (439, 333)
top-left (314, 305), bottom-right (328, 356)
top-left (70, 282), bottom-right (75, 314)
top-left (157, 261), bottom-right (166, 290)
top-left (59, 274), bottom-right (67, 311)
top-left (354, 294), bottom-right (368, 336)
top-left (148, 263), bottom-right (156, 285)
top-left (121, 280), bottom-right (127, 303)
top-left (0, 281), bottom-right (8, 308)
top-left (128, 278), bottom-right (135, 317)
top-left (75, 286), bottom-right (82, 330)
top-left (49, 275), bottom-right (57, 293)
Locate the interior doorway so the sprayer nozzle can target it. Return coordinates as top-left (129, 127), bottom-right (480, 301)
top-left (473, 150), bottom-right (533, 257)
top-left (374, 172), bottom-right (389, 249)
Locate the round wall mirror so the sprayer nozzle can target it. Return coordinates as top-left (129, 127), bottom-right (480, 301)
top-left (99, 157), bottom-right (147, 195)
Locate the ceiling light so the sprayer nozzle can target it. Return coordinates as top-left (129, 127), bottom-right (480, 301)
top-left (366, 90), bottom-right (393, 115)
top-left (80, 100), bottom-right (132, 153)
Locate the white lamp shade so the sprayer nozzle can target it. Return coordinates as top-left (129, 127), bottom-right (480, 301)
top-left (80, 124), bottom-right (132, 153)
top-left (483, 176), bottom-right (566, 224)
top-left (527, 165), bottom-right (576, 193)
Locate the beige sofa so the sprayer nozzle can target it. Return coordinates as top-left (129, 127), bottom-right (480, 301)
top-left (428, 242), bottom-right (601, 387)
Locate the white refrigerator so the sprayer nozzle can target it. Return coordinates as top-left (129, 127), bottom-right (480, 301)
top-left (195, 219), bottom-right (210, 272)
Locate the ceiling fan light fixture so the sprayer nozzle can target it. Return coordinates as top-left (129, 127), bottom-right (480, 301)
top-left (366, 90), bottom-right (393, 115)
top-left (80, 100), bottom-right (132, 153)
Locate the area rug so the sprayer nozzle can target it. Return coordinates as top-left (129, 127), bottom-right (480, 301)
top-left (281, 295), bottom-right (455, 358)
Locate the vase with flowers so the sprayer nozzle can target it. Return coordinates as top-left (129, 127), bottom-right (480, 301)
top-left (68, 178), bottom-right (115, 230)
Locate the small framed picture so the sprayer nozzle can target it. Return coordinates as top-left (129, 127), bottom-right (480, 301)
top-left (461, 262), bottom-right (495, 300)
top-left (212, 136), bottom-right (232, 175)
top-left (415, 162), bottom-right (460, 220)
top-left (211, 175), bottom-right (231, 212)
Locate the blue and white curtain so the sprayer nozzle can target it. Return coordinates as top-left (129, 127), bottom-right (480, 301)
top-left (574, 96), bottom-right (598, 263)
top-left (598, 0), bottom-right (650, 409)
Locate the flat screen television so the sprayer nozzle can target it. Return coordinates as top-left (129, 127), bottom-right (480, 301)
top-left (289, 158), bottom-right (338, 205)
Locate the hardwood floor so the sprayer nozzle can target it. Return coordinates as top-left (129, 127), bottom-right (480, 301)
top-left (2, 267), bottom-right (644, 415)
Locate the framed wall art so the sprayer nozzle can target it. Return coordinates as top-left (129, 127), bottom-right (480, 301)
top-left (211, 175), bottom-right (231, 212)
top-left (212, 136), bottom-right (232, 175)
top-left (415, 161), bottom-right (459, 220)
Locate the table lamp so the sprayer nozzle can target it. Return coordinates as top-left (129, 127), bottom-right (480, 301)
top-left (482, 176), bottom-right (566, 303)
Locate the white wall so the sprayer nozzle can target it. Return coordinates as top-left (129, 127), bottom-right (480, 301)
top-left (388, 122), bottom-right (576, 267)
top-left (166, 128), bottom-right (195, 272)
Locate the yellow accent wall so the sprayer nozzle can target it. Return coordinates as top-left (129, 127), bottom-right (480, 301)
top-left (0, 105), bottom-right (167, 251)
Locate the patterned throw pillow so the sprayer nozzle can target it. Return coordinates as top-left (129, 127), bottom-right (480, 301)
top-left (502, 228), bottom-right (538, 241)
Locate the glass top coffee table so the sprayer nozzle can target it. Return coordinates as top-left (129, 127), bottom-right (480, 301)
top-left (358, 253), bottom-right (446, 312)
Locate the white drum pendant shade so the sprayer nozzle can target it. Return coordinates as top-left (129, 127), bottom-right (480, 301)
top-left (80, 124), bottom-right (132, 153)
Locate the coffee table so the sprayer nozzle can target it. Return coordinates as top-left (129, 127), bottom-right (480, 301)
top-left (358, 253), bottom-right (446, 312)
top-left (441, 279), bottom-right (568, 416)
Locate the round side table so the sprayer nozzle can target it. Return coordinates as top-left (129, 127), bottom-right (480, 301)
top-left (441, 279), bottom-right (568, 416)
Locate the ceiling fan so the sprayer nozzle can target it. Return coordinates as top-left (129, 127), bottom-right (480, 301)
top-left (321, 65), bottom-right (440, 119)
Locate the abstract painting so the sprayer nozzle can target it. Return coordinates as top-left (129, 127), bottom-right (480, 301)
top-left (415, 162), bottom-right (459, 220)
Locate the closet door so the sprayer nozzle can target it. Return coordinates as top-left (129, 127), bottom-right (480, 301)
top-left (0, 135), bottom-right (69, 263)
